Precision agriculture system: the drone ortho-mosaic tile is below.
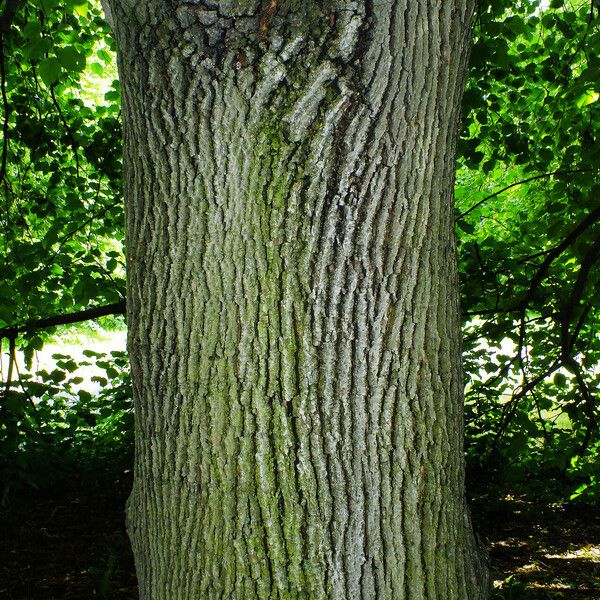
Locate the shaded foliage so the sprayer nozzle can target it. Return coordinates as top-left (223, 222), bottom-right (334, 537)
top-left (1, 343), bottom-right (131, 489)
top-left (0, 0), bottom-right (123, 334)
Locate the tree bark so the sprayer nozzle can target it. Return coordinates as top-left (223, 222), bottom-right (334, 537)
top-left (108, 1), bottom-right (489, 598)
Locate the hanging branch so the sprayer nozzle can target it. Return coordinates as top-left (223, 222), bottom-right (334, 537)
top-left (559, 235), bottom-right (600, 355)
top-left (14, 358), bottom-right (41, 423)
top-left (49, 86), bottom-right (81, 176)
top-left (0, 335), bottom-right (17, 424)
top-left (563, 354), bottom-right (597, 455)
top-left (0, 0), bottom-right (21, 186)
top-left (463, 204), bottom-right (600, 318)
top-left (492, 233), bottom-right (600, 455)
top-left (520, 207), bottom-right (600, 309)
top-left (559, 236), bottom-right (600, 453)
top-left (491, 357), bottom-right (562, 452)
top-left (0, 37), bottom-right (9, 187)
top-left (2, 334), bottom-right (15, 398)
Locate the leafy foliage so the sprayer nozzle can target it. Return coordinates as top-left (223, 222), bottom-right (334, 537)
top-left (1, 343), bottom-right (131, 490)
top-left (0, 0), bottom-right (123, 335)
top-left (458, 0), bottom-right (600, 501)
top-left (0, 0), bottom-right (126, 489)
top-left (0, 0), bottom-right (598, 512)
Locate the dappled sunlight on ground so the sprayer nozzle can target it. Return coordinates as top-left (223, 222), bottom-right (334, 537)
top-left (1, 482), bottom-right (598, 599)
top-left (472, 496), bottom-right (600, 599)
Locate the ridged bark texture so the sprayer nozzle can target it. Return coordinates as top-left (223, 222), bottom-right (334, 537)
top-left (109, 1), bottom-right (489, 598)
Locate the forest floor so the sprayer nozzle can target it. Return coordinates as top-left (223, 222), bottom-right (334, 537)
top-left (1, 474), bottom-right (598, 599)
top-left (472, 493), bottom-right (600, 598)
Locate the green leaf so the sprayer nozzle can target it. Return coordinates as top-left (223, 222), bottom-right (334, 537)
top-left (74, 1), bottom-right (88, 17)
top-left (576, 90), bottom-right (599, 108)
top-left (89, 62), bottom-right (104, 76)
top-left (553, 373), bottom-right (567, 387)
top-left (38, 58), bottom-right (63, 87)
top-left (97, 48), bottom-right (112, 64)
top-left (38, 0), bottom-right (53, 13)
top-left (24, 37), bottom-right (51, 60)
top-left (56, 47), bottom-right (86, 72)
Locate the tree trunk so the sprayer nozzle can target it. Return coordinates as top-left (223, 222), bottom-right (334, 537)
top-left (107, 1), bottom-right (489, 598)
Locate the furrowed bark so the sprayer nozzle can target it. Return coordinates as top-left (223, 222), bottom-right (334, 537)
top-left (108, 1), bottom-right (489, 598)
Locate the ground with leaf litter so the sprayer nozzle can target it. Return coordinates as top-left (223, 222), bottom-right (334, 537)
top-left (1, 475), bottom-right (598, 599)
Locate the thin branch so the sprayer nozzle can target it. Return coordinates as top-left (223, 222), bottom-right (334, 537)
top-left (563, 355), bottom-right (597, 455)
top-left (558, 236), bottom-right (600, 453)
top-left (464, 205), bottom-right (600, 319)
top-left (14, 358), bottom-right (40, 423)
top-left (531, 387), bottom-right (553, 448)
top-left (486, 235), bottom-right (600, 451)
top-left (0, 301), bottom-right (126, 340)
top-left (518, 205), bottom-right (600, 311)
top-left (49, 86), bottom-right (80, 176)
top-left (30, 198), bottom-right (120, 277)
top-left (570, 303), bottom-right (592, 354)
top-left (0, 334), bottom-right (16, 423)
top-left (560, 234), bottom-right (600, 354)
top-left (458, 169), bottom-right (596, 220)
top-left (0, 37), bottom-right (9, 187)
top-left (2, 334), bottom-right (15, 398)
top-left (492, 358), bottom-right (562, 451)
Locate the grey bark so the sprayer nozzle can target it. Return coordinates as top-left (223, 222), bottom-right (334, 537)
top-left (107, 1), bottom-right (489, 598)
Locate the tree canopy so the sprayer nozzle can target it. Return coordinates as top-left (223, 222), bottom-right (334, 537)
top-left (0, 0), bottom-right (598, 504)
top-left (457, 0), bottom-right (600, 500)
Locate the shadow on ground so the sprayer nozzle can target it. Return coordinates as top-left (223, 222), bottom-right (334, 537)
top-left (472, 495), bottom-right (600, 599)
top-left (0, 473), bottom-right (136, 599)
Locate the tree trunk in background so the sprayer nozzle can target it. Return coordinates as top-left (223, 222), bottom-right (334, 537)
top-left (106, 1), bottom-right (489, 597)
